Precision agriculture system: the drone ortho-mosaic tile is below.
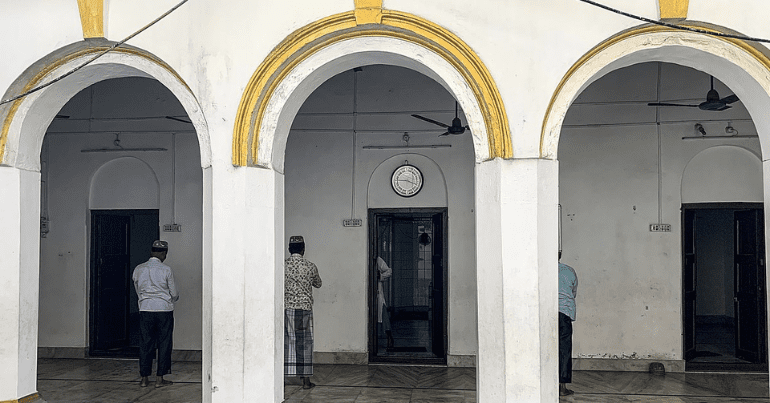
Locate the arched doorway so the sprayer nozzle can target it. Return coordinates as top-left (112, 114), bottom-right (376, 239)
top-left (0, 42), bottom-right (211, 402)
top-left (283, 65), bottom-right (473, 367)
top-left (546, 24), bottom-right (770, 379)
top-left (681, 146), bottom-right (764, 370)
top-left (224, 4), bottom-right (551, 401)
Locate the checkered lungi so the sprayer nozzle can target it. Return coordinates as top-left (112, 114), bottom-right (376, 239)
top-left (284, 308), bottom-right (314, 376)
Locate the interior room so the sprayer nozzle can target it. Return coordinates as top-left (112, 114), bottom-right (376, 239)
top-left (559, 61), bottom-right (766, 372)
top-left (37, 77), bottom-right (203, 361)
top-left (284, 64), bottom-right (476, 366)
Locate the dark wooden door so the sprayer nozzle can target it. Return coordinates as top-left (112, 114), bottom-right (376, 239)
top-left (91, 213), bottom-right (131, 351)
top-left (430, 213), bottom-right (446, 358)
top-left (90, 210), bottom-right (159, 356)
top-left (369, 209), bottom-right (447, 364)
top-left (734, 209), bottom-right (766, 363)
top-left (683, 209), bottom-right (697, 361)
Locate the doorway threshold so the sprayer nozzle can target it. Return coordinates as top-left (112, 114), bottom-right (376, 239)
top-left (686, 362), bottom-right (768, 372)
top-left (369, 356), bottom-right (446, 366)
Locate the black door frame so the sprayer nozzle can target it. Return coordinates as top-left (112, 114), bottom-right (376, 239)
top-left (681, 202), bottom-right (767, 371)
top-left (89, 209), bottom-right (159, 357)
top-left (368, 208), bottom-right (448, 364)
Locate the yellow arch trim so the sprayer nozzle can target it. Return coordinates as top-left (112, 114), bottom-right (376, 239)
top-left (232, 9), bottom-right (510, 166)
top-left (0, 45), bottom-right (191, 165)
top-left (541, 23), bottom-right (770, 157)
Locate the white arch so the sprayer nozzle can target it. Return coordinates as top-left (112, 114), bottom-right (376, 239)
top-left (89, 157), bottom-right (161, 209)
top-left (257, 36), bottom-right (491, 173)
top-left (681, 145), bottom-right (763, 203)
top-left (368, 153), bottom-right (448, 208)
top-left (3, 50), bottom-right (211, 171)
top-left (543, 29), bottom-right (770, 161)
top-left (0, 44), bottom-right (214, 402)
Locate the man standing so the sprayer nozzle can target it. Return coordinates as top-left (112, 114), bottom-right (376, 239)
top-left (284, 236), bottom-right (322, 389)
top-left (132, 240), bottom-right (179, 388)
top-left (559, 252), bottom-right (578, 396)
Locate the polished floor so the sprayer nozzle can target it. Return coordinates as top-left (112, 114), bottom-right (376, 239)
top-left (36, 358), bottom-right (770, 402)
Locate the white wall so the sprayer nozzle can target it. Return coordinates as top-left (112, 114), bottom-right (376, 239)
top-left (37, 78), bottom-right (203, 351)
top-left (284, 65), bottom-right (477, 357)
top-left (682, 146), bottom-right (763, 203)
top-left (90, 157), bottom-right (160, 209)
top-left (559, 62), bottom-right (762, 360)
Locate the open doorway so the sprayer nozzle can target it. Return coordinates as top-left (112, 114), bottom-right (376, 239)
top-left (682, 203), bottom-right (767, 370)
top-left (368, 209), bottom-right (447, 364)
top-left (89, 209), bottom-right (159, 357)
top-left (38, 76), bottom-right (203, 363)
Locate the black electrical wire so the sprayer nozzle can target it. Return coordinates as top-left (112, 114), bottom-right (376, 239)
top-left (0, 0), bottom-right (188, 107)
top-left (578, 0), bottom-right (770, 44)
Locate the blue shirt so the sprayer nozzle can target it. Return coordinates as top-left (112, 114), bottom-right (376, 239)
top-left (559, 262), bottom-right (578, 321)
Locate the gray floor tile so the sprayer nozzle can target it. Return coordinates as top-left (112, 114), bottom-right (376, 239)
top-left (34, 358), bottom-right (770, 403)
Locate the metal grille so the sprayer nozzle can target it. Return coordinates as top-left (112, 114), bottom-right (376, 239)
top-left (378, 217), bottom-right (434, 314)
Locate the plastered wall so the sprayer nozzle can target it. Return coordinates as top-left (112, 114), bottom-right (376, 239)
top-left (37, 78), bottom-right (203, 351)
top-left (559, 62), bottom-right (762, 360)
top-left (284, 66), bottom-right (477, 357)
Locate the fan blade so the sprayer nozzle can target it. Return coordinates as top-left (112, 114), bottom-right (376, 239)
top-left (715, 104), bottom-right (732, 111)
top-left (412, 114), bottom-right (449, 128)
top-left (438, 131), bottom-right (450, 137)
top-left (720, 94), bottom-right (739, 104)
top-left (647, 102), bottom-right (699, 108)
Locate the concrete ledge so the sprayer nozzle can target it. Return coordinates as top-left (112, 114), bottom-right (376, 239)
top-left (38, 347), bottom-right (86, 359)
top-left (38, 347), bottom-right (202, 362)
top-left (314, 351), bottom-right (368, 365)
top-left (171, 350), bottom-right (202, 362)
top-left (313, 352), bottom-right (477, 367)
top-left (447, 354), bottom-right (476, 368)
top-left (574, 358), bottom-right (685, 373)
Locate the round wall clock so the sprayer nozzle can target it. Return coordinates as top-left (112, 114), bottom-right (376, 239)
top-left (391, 164), bottom-right (423, 197)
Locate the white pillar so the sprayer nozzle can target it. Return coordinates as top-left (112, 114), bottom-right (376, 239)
top-left (475, 158), bottom-right (559, 402)
top-left (202, 166), bottom-right (213, 403)
top-left (0, 167), bottom-right (41, 401)
top-left (210, 166), bottom-right (284, 403)
top-left (763, 160), bottom-right (770, 398)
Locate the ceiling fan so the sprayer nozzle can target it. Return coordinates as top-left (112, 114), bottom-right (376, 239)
top-left (411, 102), bottom-right (470, 136)
top-left (648, 76), bottom-right (740, 111)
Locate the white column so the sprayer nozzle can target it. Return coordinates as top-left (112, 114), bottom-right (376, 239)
top-left (0, 167), bottom-right (41, 401)
top-left (475, 158), bottom-right (559, 402)
top-left (202, 166), bottom-right (213, 403)
top-left (763, 160), bottom-right (770, 398)
top-left (210, 166), bottom-right (283, 403)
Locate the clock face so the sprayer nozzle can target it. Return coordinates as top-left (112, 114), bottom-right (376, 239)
top-left (391, 165), bottom-right (423, 197)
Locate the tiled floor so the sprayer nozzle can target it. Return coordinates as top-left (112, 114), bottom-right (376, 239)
top-left (36, 358), bottom-right (770, 402)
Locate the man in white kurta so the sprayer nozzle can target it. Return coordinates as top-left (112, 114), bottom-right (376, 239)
top-left (132, 240), bottom-right (179, 388)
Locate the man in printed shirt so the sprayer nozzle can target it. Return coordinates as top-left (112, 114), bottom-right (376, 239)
top-left (132, 240), bottom-right (179, 388)
top-left (558, 251), bottom-right (578, 396)
top-left (284, 235), bottom-right (323, 389)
